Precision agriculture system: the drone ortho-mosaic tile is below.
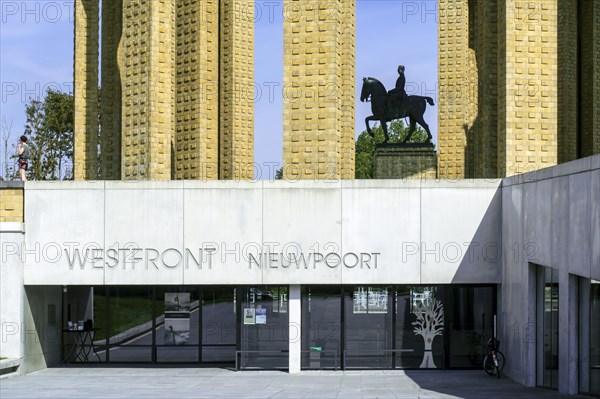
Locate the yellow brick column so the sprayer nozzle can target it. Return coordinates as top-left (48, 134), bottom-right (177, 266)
top-left (339, 0), bottom-right (356, 179)
top-left (220, 0), bottom-right (255, 180)
top-left (581, 0), bottom-right (600, 157)
top-left (498, 0), bottom-right (558, 177)
top-left (174, 0), bottom-right (220, 180)
top-left (100, 0), bottom-right (122, 180)
top-left (595, 1), bottom-right (600, 156)
top-left (121, 0), bottom-right (175, 180)
top-left (556, 0), bottom-right (578, 164)
top-left (0, 187), bottom-right (24, 223)
top-left (473, 0), bottom-right (499, 178)
top-left (283, 0), bottom-right (355, 180)
top-left (438, 0), bottom-right (473, 179)
top-left (73, 0), bottom-right (99, 180)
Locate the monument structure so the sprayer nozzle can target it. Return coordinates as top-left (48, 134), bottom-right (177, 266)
top-left (282, 0), bottom-right (356, 180)
top-left (74, 0), bottom-right (254, 181)
top-left (438, 0), bottom-right (600, 178)
top-left (73, 0), bottom-right (599, 181)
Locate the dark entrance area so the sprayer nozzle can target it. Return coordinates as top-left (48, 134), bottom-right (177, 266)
top-left (61, 284), bottom-right (496, 369)
top-left (300, 285), bottom-right (496, 370)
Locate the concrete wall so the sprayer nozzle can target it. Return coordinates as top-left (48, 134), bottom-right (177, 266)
top-left (0, 222), bottom-right (25, 360)
top-left (21, 180), bottom-right (502, 286)
top-left (21, 286), bottom-right (62, 374)
top-left (501, 154), bottom-right (600, 394)
top-left (0, 220), bottom-right (62, 373)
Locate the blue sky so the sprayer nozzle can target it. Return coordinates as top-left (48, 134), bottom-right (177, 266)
top-left (0, 0), bottom-right (437, 172)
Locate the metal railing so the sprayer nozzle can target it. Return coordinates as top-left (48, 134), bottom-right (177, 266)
top-left (300, 349), bottom-right (339, 370)
top-left (343, 349), bottom-right (415, 369)
top-left (235, 350), bottom-right (289, 371)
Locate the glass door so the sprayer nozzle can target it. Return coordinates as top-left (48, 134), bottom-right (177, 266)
top-left (301, 286), bottom-right (341, 369)
top-left (446, 286), bottom-right (494, 368)
top-left (239, 286), bottom-right (289, 369)
top-left (201, 287), bottom-right (237, 363)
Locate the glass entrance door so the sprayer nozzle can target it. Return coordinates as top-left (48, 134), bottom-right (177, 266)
top-left (239, 286), bottom-right (289, 369)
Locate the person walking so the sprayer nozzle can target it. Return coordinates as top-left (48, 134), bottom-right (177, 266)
top-left (17, 135), bottom-right (29, 182)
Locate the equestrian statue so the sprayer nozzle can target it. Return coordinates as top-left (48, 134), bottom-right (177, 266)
top-left (360, 65), bottom-right (434, 144)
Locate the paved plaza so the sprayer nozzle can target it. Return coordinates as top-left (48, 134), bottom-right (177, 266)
top-left (0, 368), bottom-right (588, 398)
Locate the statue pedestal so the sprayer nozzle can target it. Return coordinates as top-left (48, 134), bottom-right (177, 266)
top-left (373, 143), bottom-right (438, 179)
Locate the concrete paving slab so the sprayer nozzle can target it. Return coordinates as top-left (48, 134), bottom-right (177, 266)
top-left (0, 368), bottom-right (590, 399)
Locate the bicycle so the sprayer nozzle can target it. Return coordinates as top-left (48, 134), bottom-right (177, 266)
top-left (483, 337), bottom-right (504, 378)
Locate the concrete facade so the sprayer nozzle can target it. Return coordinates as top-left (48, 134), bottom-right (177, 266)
top-left (501, 154), bottom-right (600, 395)
top-left (18, 179), bottom-right (501, 286)
top-left (1, 154), bottom-right (599, 394)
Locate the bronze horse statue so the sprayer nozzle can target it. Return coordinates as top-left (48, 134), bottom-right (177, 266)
top-left (360, 77), bottom-right (434, 143)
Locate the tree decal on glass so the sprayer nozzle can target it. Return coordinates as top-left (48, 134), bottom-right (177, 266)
top-left (412, 298), bottom-right (444, 368)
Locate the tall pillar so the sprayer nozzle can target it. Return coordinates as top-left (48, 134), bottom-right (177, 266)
top-left (473, 0), bottom-right (499, 178)
top-left (557, 0), bottom-right (578, 164)
top-left (121, 0), bottom-right (175, 180)
top-left (580, 0), bottom-right (600, 158)
top-left (220, 0), bottom-right (255, 180)
top-left (174, 0), bottom-right (220, 180)
top-left (438, 0), bottom-right (474, 179)
top-left (100, 0), bottom-right (122, 180)
top-left (283, 0), bottom-right (355, 180)
top-left (339, 0), bottom-right (356, 179)
top-left (498, 0), bottom-right (558, 177)
top-left (595, 1), bottom-right (600, 156)
top-left (73, 0), bottom-right (99, 180)
top-left (288, 285), bottom-right (301, 373)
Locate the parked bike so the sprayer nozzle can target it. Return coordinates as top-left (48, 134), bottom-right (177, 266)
top-left (483, 337), bottom-right (504, 378)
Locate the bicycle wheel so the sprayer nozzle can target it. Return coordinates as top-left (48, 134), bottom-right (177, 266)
top-left (495, 351), bottom-right (505, 372)
top-left (483, 354), bottom-right (496, 376)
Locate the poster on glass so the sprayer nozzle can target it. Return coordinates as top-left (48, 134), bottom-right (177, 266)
top-left (164, 293), bottom-right (191, 345)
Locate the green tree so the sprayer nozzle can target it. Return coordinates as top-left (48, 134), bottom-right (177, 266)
top-left (355, 120), bottom-right (431, 179)
top-left (24, 89), bottom-right (74, 180)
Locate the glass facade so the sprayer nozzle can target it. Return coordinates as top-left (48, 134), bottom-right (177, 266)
top-left (301, 285), bottom-right (496, 370)
top-left (68, 284), bottom-right (496, 369)
top-left (87, 286), bottom-right (236, 364)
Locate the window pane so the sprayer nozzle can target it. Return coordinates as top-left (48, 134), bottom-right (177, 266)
top-left (344, 286), bottom-right (393, 368)
top-left (301, 286), bottom-right (341, 369)
top-left (155, 287), bottom-right (199, 363)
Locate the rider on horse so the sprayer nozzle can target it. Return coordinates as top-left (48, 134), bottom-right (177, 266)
top-left (387, 65), bottom-right (407, 117)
